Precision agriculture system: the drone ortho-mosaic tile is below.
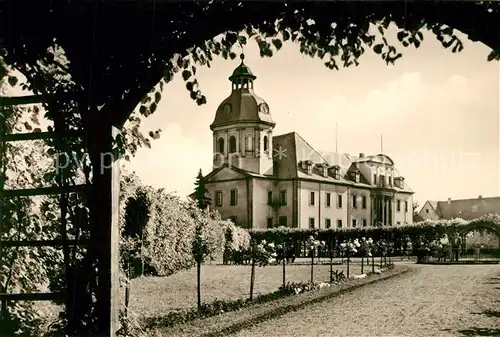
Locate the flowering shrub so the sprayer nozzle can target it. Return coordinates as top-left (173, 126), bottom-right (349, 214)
top-left (279, 281), bottom-right (318, 295)
top-left (191, 206), bottom-right (226, 264)
top-left (340, 238), bottom-right (360, 257)
top-left (254, 240), bottom-right (276, 267)
top-left (141, 192), bottom-right (197, 276)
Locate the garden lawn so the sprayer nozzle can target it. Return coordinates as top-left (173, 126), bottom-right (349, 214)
top-left (124, 262), bottom-right (366, 320)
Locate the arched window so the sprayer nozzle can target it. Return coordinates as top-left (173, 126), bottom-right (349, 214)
top-left (229, 136), bottom-right (237, 153)
top-left (246, 134), bottom-right (253, 151)
top-left (218, 137), bottom-right (225, 153)
top-left (263, 135), bottom-right (269, 152)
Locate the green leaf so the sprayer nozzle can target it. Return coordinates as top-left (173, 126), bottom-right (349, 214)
top-left (397, 31), bottom-right (408, 42)
top-left (373, 44), bottom-right (383, 54)
top-left (272, 39), bottom-right (283, 51)
top-left (139, 105), bottom-right (147, 114)
top-left (150, 102), bottom-right (157, 114)
top-left (154, 92), bottom-right (162, 104)
top-left (229, 52), bottom-right (237, 60)
top-left (182, 70), bottom-right (191, 81)
top-left (7, 75), bottom-right (18, 87)
top-left (238, 35), bottom-right (247, 45)
top-left (282, 30), bottom-right (290, 41)
top-left (186, 81), bottom-right (194, 91)
top-left (487, 50), bottom-right (500, 61)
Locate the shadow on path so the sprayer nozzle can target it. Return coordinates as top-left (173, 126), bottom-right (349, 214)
top-left (457, 327), bottom-right (500, 336)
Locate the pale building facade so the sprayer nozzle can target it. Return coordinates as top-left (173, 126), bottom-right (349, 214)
top-left (191, 55), bottom-right (414, 229)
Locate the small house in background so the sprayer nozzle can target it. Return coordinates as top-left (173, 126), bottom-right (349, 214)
top-left (418, 196), bottom-right (500, 247)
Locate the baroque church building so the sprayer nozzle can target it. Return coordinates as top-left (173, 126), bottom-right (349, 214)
top-left (192, 54), bottom-right (414, 230)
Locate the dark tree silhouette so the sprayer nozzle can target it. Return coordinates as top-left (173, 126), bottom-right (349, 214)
top-left (194, 169), bottom-right (211, 210)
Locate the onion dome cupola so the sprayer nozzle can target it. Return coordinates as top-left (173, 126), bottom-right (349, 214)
top-left (211, 54), bottom-right (275, 176)
top-left (210, 54), bottom-right (275, 130)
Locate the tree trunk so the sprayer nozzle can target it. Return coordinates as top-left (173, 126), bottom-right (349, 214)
top-left (197, 260), bottom-right (201, 310)
top-left (282, 244), bottom-right (286, 287)
top-left (361, 256), bottom-right (364, 274)
top-left (310, 249), bottom-right (314, 283)
top-left (123, 257), bottom-right (131, 336)
top-left (346, 252), bottom-right (350, 278)
top-left (329, 240), bottom-right (333, 282)
top-left (372, 256), bottom-right (375, 273)
top-left (249, 240), bottom-right (256, 301)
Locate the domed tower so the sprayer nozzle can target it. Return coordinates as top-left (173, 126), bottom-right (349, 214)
top-left (210, 54), bottom-right (275, 175)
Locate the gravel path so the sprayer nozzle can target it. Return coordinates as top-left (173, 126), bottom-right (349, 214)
top-left (231, 264), bottom-right (500, 337)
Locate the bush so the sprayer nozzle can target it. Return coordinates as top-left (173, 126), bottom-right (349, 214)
top-left (141, 191), bottom-right (197, 276)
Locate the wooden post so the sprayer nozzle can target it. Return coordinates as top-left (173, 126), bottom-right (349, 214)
top-left (91, 123), bottom-right (120, 336)
top-left (249, 239), bottom-right (256, 301)
top-left (282, 243), bottom-right (286, 287)
top-left (329, 239), bottom-right (333, 282)
top-left (310, 246), bottom-right (314, 283)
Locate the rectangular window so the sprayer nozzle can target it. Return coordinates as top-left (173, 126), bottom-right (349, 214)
top-left (363, 218), bottom-right (367, 227)
top-left (337, 219), bottom-right (342, 228)
top-left (397, 200), bottom-right (401, 212)
top-left (267, 191), bottom-right (273, 205)
top-left (389, 177), bottom-right (392, 186)
top-left (280, 190), bottom-right (287, 206)
top-left (230, 216), bottom-right (237, 224)
top-left (215, 191), bottom-right (223, 207)
top-left (373, 173), bottom-right (377, 184)
top-left (326, 192), bottom-right (331, 207)
top-left (352, 195), bottom-right (357, 209)
top-left (337, 194), bottom-right (343, 208)
top-left (267, 217), bottom-right (273, 229)
top-left (362, 196), bottom-right (367, 209)
top-left (230, 189), bottom-right (237, 206)
top-left (279, 216), bottom-right (287, 227)
top-left (405, 201), bottom-right (408, 212)
top-left (352, 219), bottom-right (357, 228)
top-left (325, 218), bottom-right (331, 229)
top-left (310, 191), bottom-right (315, 206)
top-left (309, 217), bottom-right (315, 229)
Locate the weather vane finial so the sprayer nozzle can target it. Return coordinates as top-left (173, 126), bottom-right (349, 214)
top-left (239, 41), bottom-right (245, 63)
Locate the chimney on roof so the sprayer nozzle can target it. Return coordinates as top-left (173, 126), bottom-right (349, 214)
top-left (359, 153), bottom-right (364, 158)
top-left (478, 195), bottom-right (482, 199)
top-left (448, 197), bottom-right (451, 204)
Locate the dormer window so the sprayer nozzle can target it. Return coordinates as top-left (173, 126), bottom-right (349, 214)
top-left (394, 177), bottom-right (405, 189)
top-left (316, 163), bottom-right (328, 177)
top-left (258, 103), bottom-right (270, 114)
top-left (307, 162), bottom-right (313, 175)
top-left (300, 160), bottom-right (313, 175)
top-left (351, 171), bottom-right (360, 183)
top-left (329, 165), bottom-right (341, 179)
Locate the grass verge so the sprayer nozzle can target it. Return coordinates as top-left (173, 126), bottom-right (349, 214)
top-left (145, 265), bottom-right (412, 337)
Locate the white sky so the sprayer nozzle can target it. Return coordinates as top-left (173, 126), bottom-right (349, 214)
top-left (7, 24), bottom-right (500, 207)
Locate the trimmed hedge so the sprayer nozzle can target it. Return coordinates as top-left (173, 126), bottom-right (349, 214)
top-left (249, 214), bottom-right (500, 252)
